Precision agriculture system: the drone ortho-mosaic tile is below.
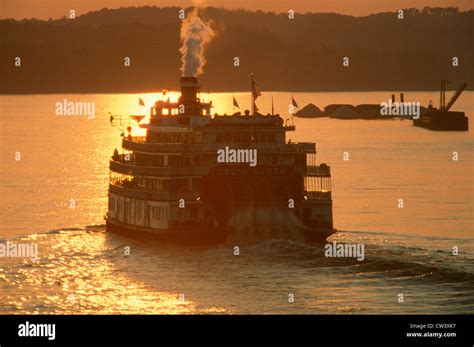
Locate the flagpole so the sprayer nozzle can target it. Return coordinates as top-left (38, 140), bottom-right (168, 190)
top-left (232, 93), bottom-right (235, 114)
top-left (291, 94), bottom-right (295, 126)
top-left (272, 96), bottom-right (274, 116)
top-left (250, 73), bottom-right (254, 116)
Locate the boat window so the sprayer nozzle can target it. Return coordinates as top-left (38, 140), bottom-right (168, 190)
top-left (108, 197), bottom-right (115, 211)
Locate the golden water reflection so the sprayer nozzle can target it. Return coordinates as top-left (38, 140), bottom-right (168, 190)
top-left (2, 231), bottom-right (228, 314)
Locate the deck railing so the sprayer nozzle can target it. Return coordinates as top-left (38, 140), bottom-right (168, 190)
top-left (110, 159), bottom-right (210, 177)
top-left (304, 191), bottom-right (332, 201)
top-left (109, 183), bottom-right (201, 201)
top-left (306, 165), bottom-right (331, 177)
top-left (122, 138), bottom-right (315, 153)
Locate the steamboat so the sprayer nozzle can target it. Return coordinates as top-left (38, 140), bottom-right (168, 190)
top-left (105, 76), bottom-right (335, 244)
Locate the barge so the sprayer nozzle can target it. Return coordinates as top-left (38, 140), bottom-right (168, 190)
top-left (413, 80), bottom-right (468, 131)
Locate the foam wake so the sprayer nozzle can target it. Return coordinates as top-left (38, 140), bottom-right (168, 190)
top-left (225, 204), bottom-right (309, 245)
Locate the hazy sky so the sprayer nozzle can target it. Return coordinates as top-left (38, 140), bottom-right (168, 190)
top-left (1, 0), bottom-right (473, 19)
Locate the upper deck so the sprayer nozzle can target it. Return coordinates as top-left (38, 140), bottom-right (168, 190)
top-left (122, 136), bottom-right (315, 154)
top-left (119, 76), bottom-right (306, 154)
top-left (108, 76), bottom-right (331, 205)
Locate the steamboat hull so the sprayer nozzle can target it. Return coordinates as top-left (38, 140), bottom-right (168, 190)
top-left (106, 164), bottom-right (335, 244)
top-left (106, 216), bottom-right (335, 245)
top-left (105, 216), bottom-right (226, 245)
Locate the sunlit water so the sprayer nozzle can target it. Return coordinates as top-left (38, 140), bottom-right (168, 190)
top-left (0, 91), bottom-right (473, 314)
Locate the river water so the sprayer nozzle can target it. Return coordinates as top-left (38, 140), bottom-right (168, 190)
top-left (0, 91), bottom-right (473, 313)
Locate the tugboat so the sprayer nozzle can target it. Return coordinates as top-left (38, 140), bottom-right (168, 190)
top-left (105, 75), bottom-right (335, 244)
top-left (414, 80), bottom-right (468, 131)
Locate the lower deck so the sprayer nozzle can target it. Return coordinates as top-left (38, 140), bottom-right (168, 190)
top-left (107, 172), bottom-right (334, 244)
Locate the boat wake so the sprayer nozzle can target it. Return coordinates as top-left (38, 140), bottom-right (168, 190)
top-left (1, 224), bottom-right (473, 314)
top-left (6, 224), bottom-right (474, 289)
top-left (226, 205), bottom-right (313, 245)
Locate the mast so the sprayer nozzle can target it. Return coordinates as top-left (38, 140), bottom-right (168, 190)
top-left (440, 80), bottom-right (445, 109)
top-left (250, 73), bottom-right (254, 116)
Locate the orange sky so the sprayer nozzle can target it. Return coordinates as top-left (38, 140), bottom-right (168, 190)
top-left (1, 0), bottom-right (473, 19)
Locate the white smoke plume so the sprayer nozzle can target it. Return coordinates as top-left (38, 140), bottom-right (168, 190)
top-left (179, 8), bottom-right (215, 77)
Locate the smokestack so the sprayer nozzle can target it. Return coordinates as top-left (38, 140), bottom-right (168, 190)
top-left (180, 76), bottom-right (200, 106)
top-left (400, 93), bottom-right (404, 103)
top-left (391, 94), bottom-right (396, 103)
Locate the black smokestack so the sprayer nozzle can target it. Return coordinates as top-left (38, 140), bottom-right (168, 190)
top-left (180, 76), bottom-right (200, 106)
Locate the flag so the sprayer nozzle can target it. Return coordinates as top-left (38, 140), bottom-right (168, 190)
top-left (131, 115), bottom-right (145, 123)
top-left (291, 96), bottom-right (299, 108)
top-left (139, 98), bottom-right (145, 107)
top-left (251, 75), bottom-right (262, 100)
top-left (233, 96), bottom-right (240, 109)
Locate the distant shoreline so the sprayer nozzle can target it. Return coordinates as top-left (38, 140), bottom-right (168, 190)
top-left (1, 88), bottom-right (473, 96)
top-left (1, 7), bottom-right (472, 95)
